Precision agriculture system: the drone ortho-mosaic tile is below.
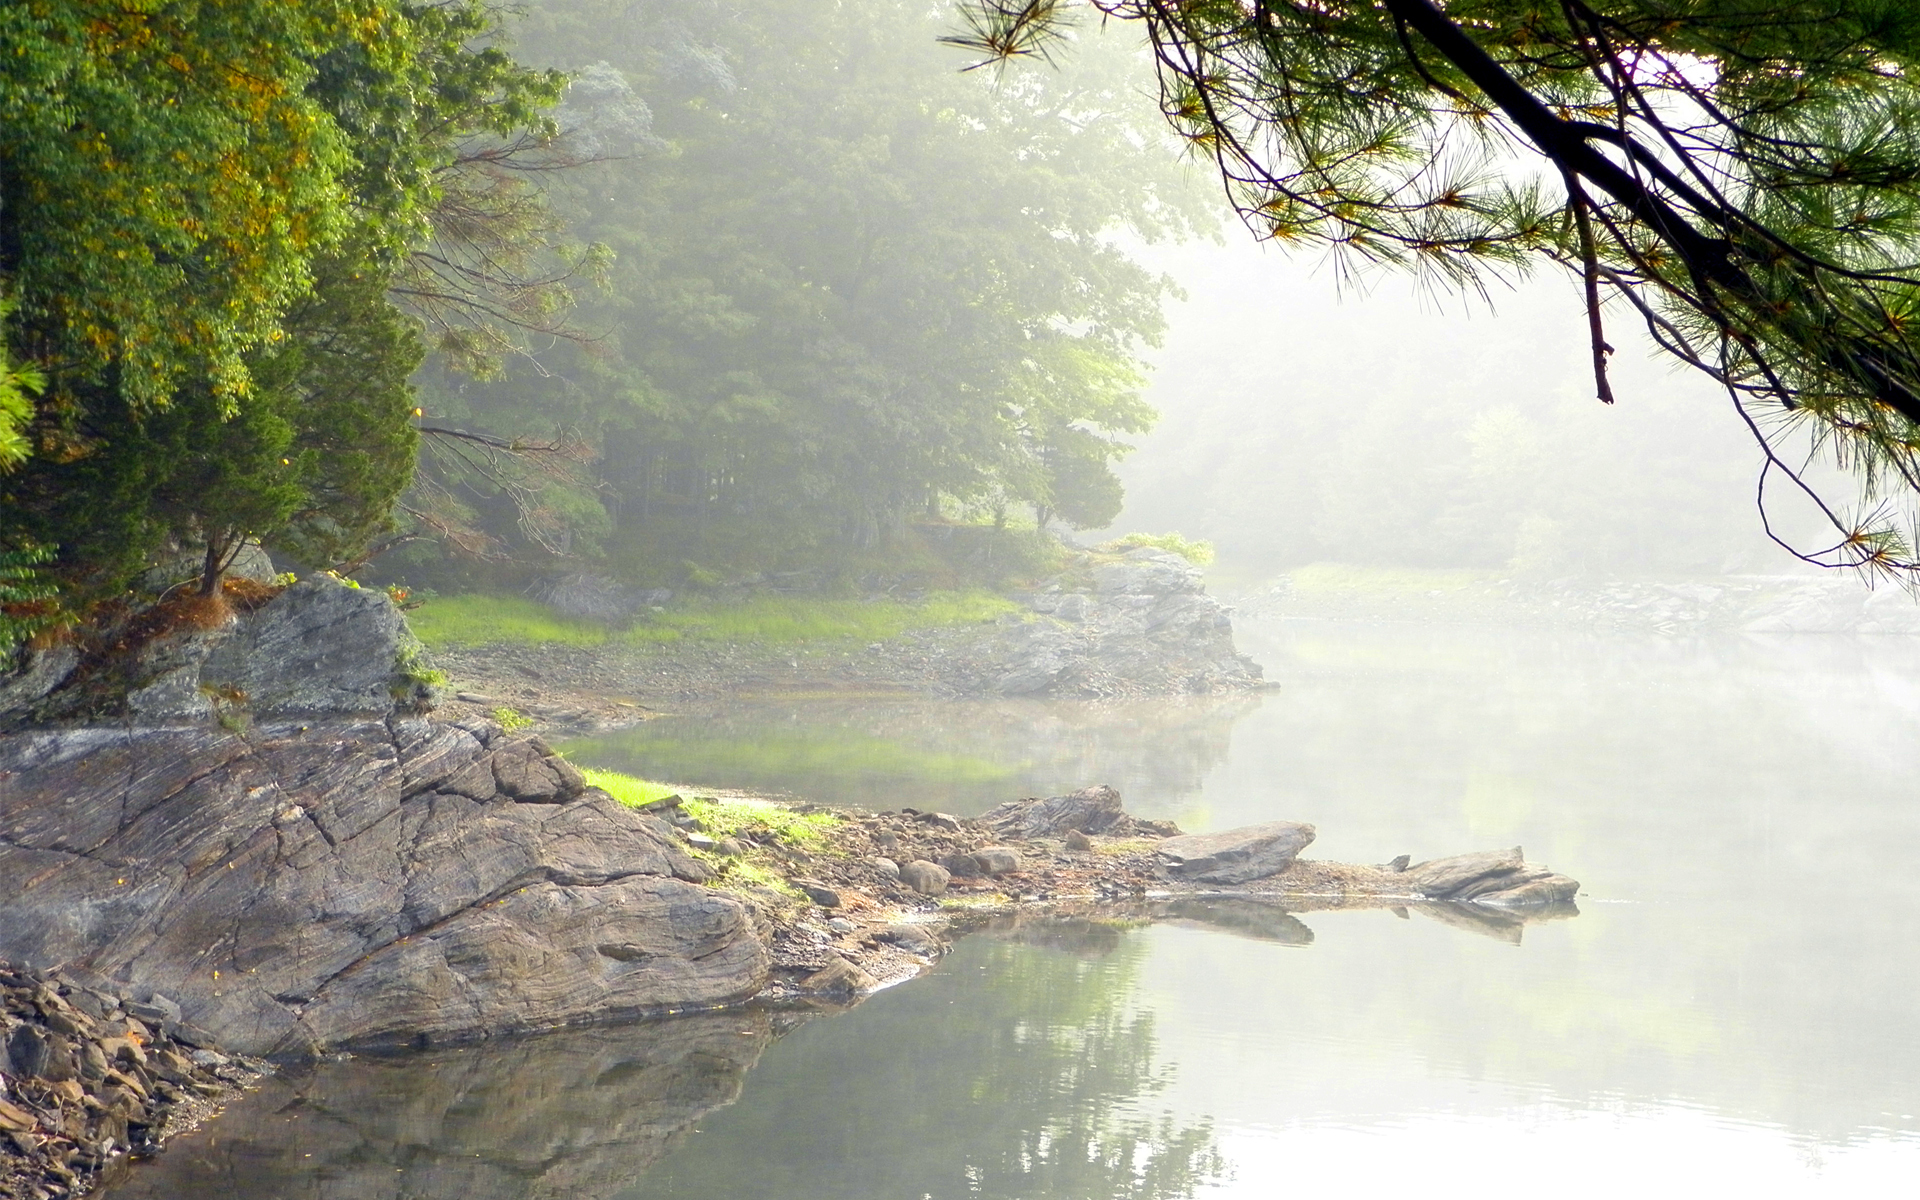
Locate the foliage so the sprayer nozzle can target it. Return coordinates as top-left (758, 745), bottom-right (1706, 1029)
top-left (680, 794), bottom-right (842, 852)
top-left (0, 1), bottom-right (568, 601)
top-left (491, 705), bottom-right (535, 732)
top-left (1101, 531), bottom-right (1214, 565)
top-left (954, 0), bottom-right (1920, 579)
top-left (0, 296), bottom-right (44, 471)
top-left (407, 588), bottom-right (1020, 648)
top-left (0, 545), bottom-right (59, 655)
top-left (403, 0), bottom-right (1205, 574)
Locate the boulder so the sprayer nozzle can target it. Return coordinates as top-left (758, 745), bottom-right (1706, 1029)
top-left (875, 925), bottom-right (944, 956)
top-left (199, 576), bottom-right (443, 717)
top-left (1154, 821), bottom-right (1316, 885)
top-left (794, 880), bottom-right (841, 908)
top-left (980, 785), bottom-right (1127, 839)
top-left (1404, 847), bottom-right (1579, 906)
top-left (1064, 829), bottom-right (1093, 851)
top-left (799, 958), bottom-right (878, 995)
top-left (868, 856), bottom-right (900, 878)
top-left (0, 720), bottom-right (767, 1056)
top-left (969, 548), bottom-right (1262, 698)
top-left (898, 861), bottom-right (951, 896)
top-left (969, 846), bottom-right (1024, 877)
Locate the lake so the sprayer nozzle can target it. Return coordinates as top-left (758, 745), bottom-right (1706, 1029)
top-left (100, 618), bottom-right (1920, 1198)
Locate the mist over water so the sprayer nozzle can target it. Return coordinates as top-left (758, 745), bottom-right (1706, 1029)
top-left (112, 616), bottom-right (1920, 1198)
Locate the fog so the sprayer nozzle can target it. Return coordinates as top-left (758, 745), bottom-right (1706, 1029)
top-left (1109, 234), bottom-right (1831, 582)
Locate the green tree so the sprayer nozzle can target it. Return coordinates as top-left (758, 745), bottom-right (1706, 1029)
top-left (954, 0), bottom-right (1920, 577)
top-left (0, 1), bottom-right (564, 596)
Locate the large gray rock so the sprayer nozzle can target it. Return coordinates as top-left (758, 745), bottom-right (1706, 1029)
top-left (1155, 821), bottom-right (1316, 885)
top-left (200, 576), bottom-right (442, 717)
top-left (1404, 847), bottom-right (1580, 906)
top-left (974, 549), bottom-right (1262, 697)
top-left (5, 575), bottom-right (444, 728)
top-left (0, 720), bottom-right (767, 1056)
top-left (980, 785), bottom-right (1127, 839)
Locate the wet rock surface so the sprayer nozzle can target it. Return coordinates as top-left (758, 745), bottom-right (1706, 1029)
top-left (0, 720), bottom-right (766, 1058)
top-left (0, 960), bottom-right (268, 1200)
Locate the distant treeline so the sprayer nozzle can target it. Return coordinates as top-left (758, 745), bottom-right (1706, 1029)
top-left (0, 0), bottom-right (1201, 621)
top-left (405, 0), bottom-right (1203, 588)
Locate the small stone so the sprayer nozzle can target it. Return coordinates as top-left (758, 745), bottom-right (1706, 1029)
top-left (971, 845), bottom-right (1023, 876)
top-left (716, 838), bottom-right (746, 857)
top-left (686, 833), bottom-right (719, 852)
top-left (868, 856), bottom-right (900, 878)
top-left (826, 917), bottom-right (857, 934)
top-left (916, 811), bottom-right (962, 832)
top-left (875, 925), bottom-right (943, 956)
top-left (1065, 829), bottom-right (1093, 851)
top-left (873, 829), bottom-right (900, 851)
top-left (795, 880), bottom-right (841, 908)
top-left (899, 860), bottom-right (950, 896)
top-left (800, 958), bottom-right (878, 994)
top-left (942, 853), bottom-right (984, 878)
top-left (187, 1049), bottom-right (229, 1068)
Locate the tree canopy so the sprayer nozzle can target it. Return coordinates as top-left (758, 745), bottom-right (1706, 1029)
top-left (401, 0), bottom-right (1206, 582)
top-left (0, 1), bottom-right (565, 598)
top-left (955, 0), bottom-right (1920, 578)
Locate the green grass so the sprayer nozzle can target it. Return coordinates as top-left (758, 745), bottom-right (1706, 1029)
top-left (408, 589), bottom-right (1020, 650)
top-left (579, 767), bottom-right (681, 808)
top-left (682, 795), bottom-right (843, 850)
top-left (408, 594), bottom-right (610, 647)
top-left (1100, 531), bottom-right (1216, 565)
top-left (582, 765), bottom-right (840, 902)
top-left (584, 766), bottom-right (842, 850)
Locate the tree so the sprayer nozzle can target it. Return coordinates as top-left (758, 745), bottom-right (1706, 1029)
top-left (409, 0), bottom-right (1203, 579)
top-left (952, 0), bottom-right (1920, 577)
top-left (0, 2), bottom-right (564, 596)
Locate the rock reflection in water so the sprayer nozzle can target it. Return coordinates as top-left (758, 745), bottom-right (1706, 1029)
top-left (99, 1012), bottom-right (786, 1200)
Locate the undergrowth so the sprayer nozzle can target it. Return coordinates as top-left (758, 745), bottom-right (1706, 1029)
top-left (409, 589), bottom-right (1018, 649)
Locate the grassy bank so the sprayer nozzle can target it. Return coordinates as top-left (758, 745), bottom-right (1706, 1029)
top-left (408, 589), bottom-right (1019, 650)
top-left (580, 765), bottom-right (842, 899)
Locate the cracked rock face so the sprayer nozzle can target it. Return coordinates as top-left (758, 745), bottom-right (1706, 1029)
top-left (0, 720), bottom-right (767, 1056)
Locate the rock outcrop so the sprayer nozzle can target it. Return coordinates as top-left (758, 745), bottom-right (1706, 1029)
top-left (1401, 847), bottom-right (1580, 907)
top-left (972, 549), bottom-right (1262, 696)
top-left (1154, 821), bottom-right (1317, 885)
top-left (0, 720), bottom-right (767, 1057)
top-left (979, 785), bottom-right (1178, 840)
top-left (0, 576), bottom-right (442, 730)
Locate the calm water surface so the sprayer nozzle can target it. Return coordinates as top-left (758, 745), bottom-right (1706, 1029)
top-left (104, 620), bottom-right (1920, 1198)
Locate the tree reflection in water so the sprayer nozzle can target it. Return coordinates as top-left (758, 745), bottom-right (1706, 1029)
top-left (628, 920), bottom-right (1225, 1200)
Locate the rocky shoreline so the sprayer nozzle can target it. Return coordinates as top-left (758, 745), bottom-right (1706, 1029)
top-left (1, 964), bottom-right (269, 1200)
top-left (0, 714), bottom-right (1579, 1197)
top-left (430, 547), bottom-right (1265, 737)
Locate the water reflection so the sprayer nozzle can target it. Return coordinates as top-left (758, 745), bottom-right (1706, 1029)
top-left (99, 622), bottom-right (1920, 1196)
top-left (101, 1012), bottom-right (786, 1200)
top-left (560, 692), bottom-right (1260, 816)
